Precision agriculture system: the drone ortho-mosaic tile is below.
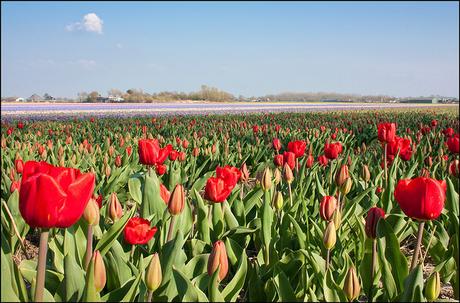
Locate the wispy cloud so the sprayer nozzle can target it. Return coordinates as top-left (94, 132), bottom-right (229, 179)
top-left (67, 59), bottom-right (97, 70)
top-left (116, 43), bottom-right (123, 49)
top-left (66, 13), bottom-right (103, 34)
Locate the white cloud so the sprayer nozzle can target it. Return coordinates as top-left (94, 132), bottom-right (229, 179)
top-left (67, 59), bottom-right (97, 70)
top-left (66, 13), bottom-right (103, 34)
top-left (116, 43), bottom-right (123, 49)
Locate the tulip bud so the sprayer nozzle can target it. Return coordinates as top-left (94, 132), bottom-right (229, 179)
top-left (273, 168), bottom-right (282, 185)
top-left (335, 165), bottom-right (349, 187)
top-left (273, 191), bottom-right (284, 211)
top-left (361, 165), bottom-right (370, 182)
top-left (240, 163), bottom-right (249, 182)
top-left (320, 196), bottom-right (337, 221)
top-left (208, 240), bottom-right (229, 282)
top-left (168, 184), bottom-right (185, 216)
top-left (109, 192), bottom-right (123, 221)
top-left (343, 266), bottom-right (361, 302)
top-left (145, 253), bottom-right (162, 292)
top-left (323, 221), bottom-right (337, 249)
top-left (424, 156), bottom-right (433, 168)
top-left (365, 207), bottom-right (385, 239)
top-left (105, 164), bottom-right (111, 178)
top-left (92, 250), bottom-right (106, 292)
top-left (115, 155), bottom-right (122, 167)
top-left (83, 197), bottom-right (100, 226)
top-left (333, 208), bottom-right (342, 230)
top-left (448, 159), bottom-right (459, 177)
top-left (261, 167), bottom-right (272, 191)
top-left (424, 271), bottom-right (441, 302)
top-left (340, 178), bottom-right (353, 195)
top-left (283, 163), bottom-right (294, 183)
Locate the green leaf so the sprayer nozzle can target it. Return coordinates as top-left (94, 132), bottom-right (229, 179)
top-left (94, 206), bottom-right (135, 256)
top-left (399, 265), bottom-right (424, 302)
top-left (63, 253), bottom-right (85, 301)
top-left (120, 270), bottom-right (142, 302)
top-left (287, 214), bottom-right (306, 249)
top-left (222, 200), bottom-right (239, 230)
top-left (173, 267), bottom-right (209, 302)
top-left (273, 265), bottom-right (297, 302)
top-left (377, 218), bottom-right (408, 293)
top-left (208, 266), bottom-right (225, 302)
top-left (128, 176), bottom-right (142, 204)
top-left (141, 171), bottom-right (167, 224)
top-left (193, 189), bottom-right (211, 244)
top-left (323, 269), bottom-right (347, 302)
top-left (222, 250), bottom-right (248, 302)
top-left (82, 256), bottom-right (100, 302)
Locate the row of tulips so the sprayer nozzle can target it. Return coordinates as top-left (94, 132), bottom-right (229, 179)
top-left (1, 108), bottom-right (459, 302)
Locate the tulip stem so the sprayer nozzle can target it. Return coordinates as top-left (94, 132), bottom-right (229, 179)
top-left (147, 290), bottom-right (153, 302)
top-left (167, 215), bottom-right (177, 242)
top-left (35, 229), bottom-right (49, 302)
top-left (410, 221), bottom-right (425, 271)
top-left (326, 249), bottom-right (330, 271)
top-left (130, 245), bottom-right (135, 261)
top-left (288, 183), bottom-right (293, 209)
top-left (84, 225), bottom-right (93, 270)
top-left (384, 143), bottom-right (388, 184)
top-left (369, 239), bottom-right (377, 301)
top-left (421, 225), bottom-right (437, 267)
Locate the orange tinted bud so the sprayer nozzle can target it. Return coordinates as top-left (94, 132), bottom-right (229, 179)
top-left (283, 163), bottom-right (294, 183)
top-left (109, 192), bottom-right (123, 221)
top-left (240, 163), bottom-right (250, 182)
top-left (319, 196), bottom-right (337, 221)
top-left (335, 164), bottom-right (349, 187)
top-left (344, 266), bottom-right (361, 301)
top-left (92, 250), bottom-right (106, 292)
top-left (207, 240), bottom-right (228, 282)
top-left (83, 197), bottom-right (100, 226)
top-left (145, 253), bottom-right (162, 292)
top-left (168, 184), bottom-right (185, 216)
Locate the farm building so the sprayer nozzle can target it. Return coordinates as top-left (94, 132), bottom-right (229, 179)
top-left (28, 94), bottom-right (42, 102)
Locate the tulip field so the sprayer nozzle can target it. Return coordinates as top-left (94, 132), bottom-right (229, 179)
top-left (1, 107), bottom-right (459, 302)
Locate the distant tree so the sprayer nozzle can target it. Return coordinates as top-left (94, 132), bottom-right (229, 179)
top-left (43, 93), bottom-right (53, 100)
top-left (108, 89), bottom-right (123, 97)
top-left (87, 91), bottom-right (100, 103)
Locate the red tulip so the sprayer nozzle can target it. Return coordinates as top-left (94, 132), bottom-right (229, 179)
top-left (204, 177), bottom-right (233, 203)
top-left (138, 139), bottom-right (172, 166)
top-left (216, 165), bottom-right (241, 188)
top-left (272, 138), bottom-right (282, 151)
top-left (378, 123), bottom-right (396, 143)
top-left (318, 155), bottom-right (329, 166)
top-left (443, 128), bottom-right (454, 137)
top-left (305, 154), bottom-right (314, 168)
top-left (273, 154), bottom-right (284, 167)
top-left (394, 177), bottom-right (446, 221)
top-left (431, 120), bottom-right (438, 127)
top-left (160, 183), bottom-right (171, 205)
top-left (365, 207), bottom-right (385, 239)
top-left (93, 193), bottom-right (103, 209)
top-left (320, 196), bottom-right (337, 221)
top-left (156, 164), bottom-right (167, 175)
top-left (169, 150), bottom-right (178, 161)
top-left (386, 136), bottom-right (413, 161)
top-left (124, 217), bottom-right (157, 245)
top-left (324, 142), bottom-right (343, 160)
top-left (287, 140), bottom-right (306, 158)
top-left (19, 161), bottom-right (95, 228)
top-left (10, 180), bottom-right (20, 193)
top-left (283, 151), bottom-right (296, 170)
top-left (192, 147), bottom-right (200, 157)
top-left (447, 134), bottom-right (459, 154)
top-left (182, 139), bottom-right (189, 149)
top-left (449, 160), bottom-right (459, 177)
top-left (15, 158), bottom-right (24, 174)
top-left (17, 122), bottom-right (24, 129)
top-left (168, 184), bottom-right (185, 216)
top-left (115, 155), bottom-right (122, 167)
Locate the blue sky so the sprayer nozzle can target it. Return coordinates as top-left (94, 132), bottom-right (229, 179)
top-left (1, 1), bottom-right (459, 98)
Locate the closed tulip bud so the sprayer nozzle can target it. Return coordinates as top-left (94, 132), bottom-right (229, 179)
top-left (283, 163), bottom-right (294, 183)
top-left (273, 191), bottom-right (284, 210)
top-left (323, 221), bottom-right (336, 249)
top-left (425, 271), bottom-right (441, 302)
top-left (92, 250), bottom-right (106, 292)
top-left (343, 266), bottom-right (361, 302)
top-left (320, 196), bottom-right (337, 221)
top-left (145, 253), bottom-right (162, 292)
top-left (449, 159), bottom-right (459, 177)
top-left (333, 208), bottom-right (342, 230)
top-left (365, 207), bottom-right (385, 239)
top-left (109, 192), bottom-right (123, 221)
top-left (103, 155), bottom-right (109, 166)
top-left (261, 167), bottom-right (272, 191)
top-left (240, 163), bottom-right (250, 182)
top-left (168, 184), bottom-right (185, 215)
top-left (40, 149), bottom-right (47, 160)
top-left (273, 168), bottom-right (282, 185)
top-left (83, 197), bottom-right (100, 226)
top-left (340, 178), bottom-right (353, 195)
top-left (115, 155), bottom-right (122, 167)
top-left (361, 165), bottom-right (370, 182)
top-left (425, 156), bottom-right (433, 168)
top-left (335, 165), bottom-right (349, 187)
top-left (105, 165), bottom-right (111, 178)
top-left (208, 240), bottom-right (229, 282)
